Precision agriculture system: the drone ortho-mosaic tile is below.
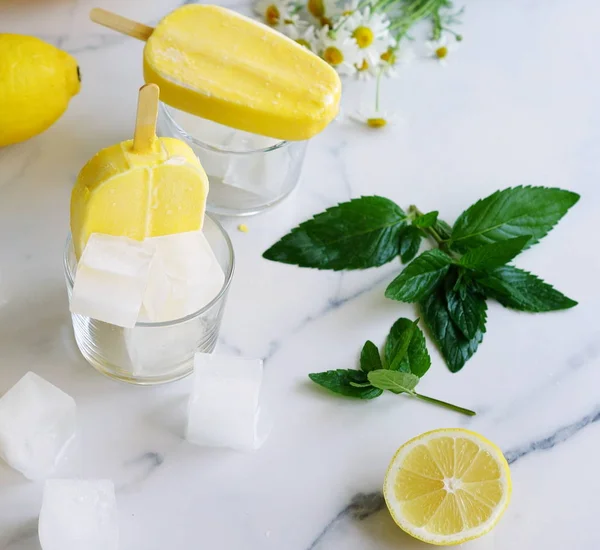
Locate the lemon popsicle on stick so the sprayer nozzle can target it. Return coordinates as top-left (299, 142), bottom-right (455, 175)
top-left (90, 6), bottom-right (341, 141)
top-left (71, 84), bottom-right (209, 258)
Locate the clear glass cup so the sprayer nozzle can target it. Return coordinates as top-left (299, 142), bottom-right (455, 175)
top-left (157, 103), bottom-right (309, 216)
top-left (64, 216), bottom-right (235, 385)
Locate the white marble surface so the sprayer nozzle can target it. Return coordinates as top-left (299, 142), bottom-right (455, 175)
top-left (1, 0), bottom-right (600, 548)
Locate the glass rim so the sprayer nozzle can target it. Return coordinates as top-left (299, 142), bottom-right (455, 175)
top-left (159, 102), bottom-right (291, 156)
top-left (64, 214), bottom-right (235, 328)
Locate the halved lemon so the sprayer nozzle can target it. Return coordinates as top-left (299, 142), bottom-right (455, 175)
top-left (384, 428), bottom-right (511, 546)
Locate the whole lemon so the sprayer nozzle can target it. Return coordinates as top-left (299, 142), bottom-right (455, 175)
top-left (0, 34), bottom-right (81, 147)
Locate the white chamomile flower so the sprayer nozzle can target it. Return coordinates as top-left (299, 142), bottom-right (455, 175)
top-left (342, 8), bottom-right (393, 66)
top-left (254, 0), bottom-right (293, 27)
top-left (378, 43), bottom-right (413, 78)
top-left (317, 27), bottom-right (360, 76)
top-left (306, 0), bottom-right (339, 26)
top-left (329, 0), bottom-right (360, 18)
top-left (354, 58), bottom-right (377, 80)
top-left (281, 22), bottom-right (318, 52)
top-left (350, 106), bottom-right (398, 128)
top-left (425, 35), bottom-right (458, 66)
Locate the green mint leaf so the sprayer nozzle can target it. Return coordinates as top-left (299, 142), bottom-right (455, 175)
top-left (445, 274), bottom-right (488, 339)
top-left (349, 382), bottom-right (373, 388)
top-left (367, 370), bottom-right (420, 394)
top-left (385, 249), bottom-right (453, 302)
top-left (413, 211), bottom-right (439, 228)
top-left (476, 265), bottom-right (577, 312)
top-left (384, 318), bottom-right (416, 371)
top-left (398, 226), bottom-right (423, 263)
top-left (450, 186), bottom-right (580, 251)
top-left (458, 236), bottom-right (531, 270)
top-left (384, 318), bottom-right (431, 377)
top-left (420, 286), bottom-right (486, 372)
top-left (263, 196), bottom-right (406, 270)
top-left (433, 218), bottom-right (453, 241)
top-left (360, 340), bottom-right (383, 373)
top-left (397, 322), bottom-right (432, 377)
top-left (309, 370), bottom-right (383, 399)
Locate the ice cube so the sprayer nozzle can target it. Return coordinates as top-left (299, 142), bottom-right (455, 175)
top-left (125, 318), bottom-right (207, 376)
top-left (142, 231), bottom-right (225, 323)
top-left (0, 372), bottom-right (76, 480)
top-left (38, 479), bottom-right (118, 550)
top-left (223, 133), bottom-right (290, 196)
top-left (70, 234), bottom-right (154, 328)
top-left (186, 353), bottom-right (264, 451)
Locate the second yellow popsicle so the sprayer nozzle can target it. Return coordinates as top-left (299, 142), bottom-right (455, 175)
top-left (91, 5), bottom-right (341, 141)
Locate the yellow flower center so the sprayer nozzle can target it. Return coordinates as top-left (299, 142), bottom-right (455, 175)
top-left (367, 117), bottom-right (387, 128)
top-left (356, 59), bottom-right (369, 72)
top-left (380, 48), bottom-right (396, 64)
top-left (265, 5), bottom-right (280, 25)
top-left (342, 9), bottom-right (354, 15)
top-left (435, 46), bottom-right (448, 59)
top-left (323, 46), bottom-right (344, 66)
top-left (307, 0), bottom-right (325, 18)
top-left (296, 38), bottom-right (312, 50)
top-left (353, 26), bottom-right (374, 48)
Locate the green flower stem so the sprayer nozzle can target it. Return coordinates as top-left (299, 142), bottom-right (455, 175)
top-left (375, 69), bottom-right (383, 111)
top-left (389, 0), bottom-right (439, 35)
top-left (413, 392), bottom-right (476, 416)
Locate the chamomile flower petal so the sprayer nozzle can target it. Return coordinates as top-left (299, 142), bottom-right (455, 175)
top-left (282, 22), bottom-right (318, 51)
top-left (350, 106), bottom-right (398, 128)
top-left (317, 27), bottom-right (360, 75)
top-left (425, 35), bottom-right (458, 65)
top-left (328, 0), bottom-right (360, 18)
top-left (306, 0), bottom-right (338, 26)
top-left (379, 43), bottom-right (413, 78)
top-left (254, 0), bottom-right (294, 27)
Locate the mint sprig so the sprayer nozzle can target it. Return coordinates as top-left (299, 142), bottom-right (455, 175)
top-left (265, 186), bottom-right (579, 372)
top-left (309, 318), bottom-right (475, 416)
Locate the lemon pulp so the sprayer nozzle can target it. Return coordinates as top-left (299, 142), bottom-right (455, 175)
top-left (384, 428), bottom-right (511, 546)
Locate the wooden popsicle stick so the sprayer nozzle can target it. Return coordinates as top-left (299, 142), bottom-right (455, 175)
top-left (133, 84), bottom-right (160, 153)
top-left (90, 8), bottom-right (154, 42)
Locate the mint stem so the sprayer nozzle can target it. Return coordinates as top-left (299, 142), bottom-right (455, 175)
top-left (408, 205), bottom-right (445, 244)
top-left (413, 392), bottom-right (476, 416)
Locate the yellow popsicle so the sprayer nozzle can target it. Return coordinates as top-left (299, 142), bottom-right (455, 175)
top-left (71, 84), bottom-right (209, 258)
top-left (90, 6), bottom-right (341, 141)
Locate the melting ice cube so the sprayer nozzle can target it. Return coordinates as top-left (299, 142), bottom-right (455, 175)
top-left (142, 230), bottom-right (225, 323)
top-left (186, 353), bottom-right (265, 451)
top-left (70, 234), bottom-right (154, 328)
top-left (38, 479), bottom-right (118, 550)
top-left (0, 372), bottom-right (76, 480)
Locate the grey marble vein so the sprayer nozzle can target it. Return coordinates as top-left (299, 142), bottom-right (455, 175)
top-left (118, 451), bottom-right (165, 492)
top-left (263, 271), bottom-right (391, 364)
top-left (504, 406), bottom-right (600, 465)
top-left (306, 492), bottom-right (386, 550)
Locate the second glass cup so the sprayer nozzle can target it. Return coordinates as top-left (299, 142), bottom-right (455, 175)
top-left (157, 104), bottom-right (308, 216)
top-left (64, 216), bottom-right (235, 385)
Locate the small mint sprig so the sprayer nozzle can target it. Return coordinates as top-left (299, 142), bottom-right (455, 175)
top-left (309, 318), bottom-right (475, 416)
